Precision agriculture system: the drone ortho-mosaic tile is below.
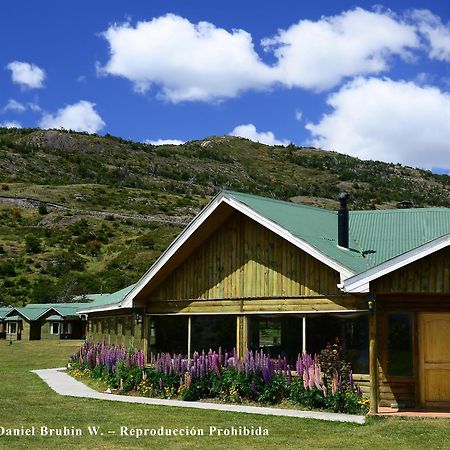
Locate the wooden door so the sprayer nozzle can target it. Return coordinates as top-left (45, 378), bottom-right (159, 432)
top-left (419, 313), bottom-right (450, 409)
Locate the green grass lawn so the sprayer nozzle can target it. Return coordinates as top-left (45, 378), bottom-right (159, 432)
top-left (1, 340), bottom-right (450, 449)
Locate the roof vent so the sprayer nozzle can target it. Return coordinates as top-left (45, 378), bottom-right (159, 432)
top-left (338, 193), bottom-right (349, 249)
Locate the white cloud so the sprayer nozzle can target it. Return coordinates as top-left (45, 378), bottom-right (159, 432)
top-left (39, 101), bottom-right (105, 133)
top-left (98, 10), bottom-right (423, 101)
top-left (146, 139), bottom-right (184, 145)
top-left (28, 102), bottom-right (41, 112)
top-left (295, 110), bottom-right (303, 121)
top-left (305, 77), bottom-right (450, 170)
top-left (0, 120), bottom-right (22, 128)
top-left (2, 99), bottom-right (41, 114)
top-left (99, 14), bottom-right (273, 102)
top-left (230, 123), bottom-right (289, 146)
top-left (6, 61), bottom-right (46, 89)
top-left (3, 99), bottom-right (26, 113)
top-left (412, 9), bottom-right (450, 62)
top-left (262, 8), bottom-right (419, 91)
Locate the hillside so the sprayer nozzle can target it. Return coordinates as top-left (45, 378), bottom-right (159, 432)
top-left (0, 127), bottom-right (449, 306)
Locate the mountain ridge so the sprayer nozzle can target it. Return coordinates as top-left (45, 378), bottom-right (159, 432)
top-left (0, 127), bottom-right (448, 306)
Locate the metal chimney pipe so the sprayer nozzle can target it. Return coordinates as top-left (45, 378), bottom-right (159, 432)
top-left (338, 193), bottom-right (349, 249)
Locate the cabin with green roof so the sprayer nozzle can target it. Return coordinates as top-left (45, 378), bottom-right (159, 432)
top-left (0, 307), bottom-right (13, 338)
top-left (79, 190), bottom-right (450, 413)
top-left (3, 296), bottom-right (107, 341)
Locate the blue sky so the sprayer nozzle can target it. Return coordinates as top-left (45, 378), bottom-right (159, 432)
top-left (2, 1), bottom-right (450, 172)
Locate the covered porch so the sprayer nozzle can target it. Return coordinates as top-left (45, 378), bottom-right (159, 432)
top-left (145, 311), bottom-right (370, 383)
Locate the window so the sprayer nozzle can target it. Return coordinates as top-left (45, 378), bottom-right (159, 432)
top-left (249, 316), bottom-right (302, 364)
top-left (259, 319), bottom-right (281, 347)
top-left (50, 322), bottom-right (60, 335)
top-left (61, 322), bottom-right (73, 335)
top-left (306, 314), bottom-right (369, 374)
top-left (191, 316), bottom-right (236, 354)
top-left (255, 314), bottom-right (371, 373)
top-left (153, 316), bottom-right (188, 355)
top-left (387, 313), bottom-right (413, 376)
top-left (7, 322), bottom-right (17, 334)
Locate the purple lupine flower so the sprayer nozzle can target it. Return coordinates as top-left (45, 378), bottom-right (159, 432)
top-left (262, 365), bottom-right (271, 385)
top-left (296, 354), bottom-right (303, 375)
top-left (314, 364), bottom-right (322, 390)
top-left (357, 385), bottom-right (362, 397)
top-left (331, 370), bottom-right (338, 396)
top-left (308, 366), bottom-right (315, 389)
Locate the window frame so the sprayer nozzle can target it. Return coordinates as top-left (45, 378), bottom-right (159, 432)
top-left (49, 322), bottom-right (60, 335)
top-left (61, 321), bottom-right (73, 335)
top-left (7, 322), bottom-right (17, 334)
top-left (386, 311), bottom-right (414, 378)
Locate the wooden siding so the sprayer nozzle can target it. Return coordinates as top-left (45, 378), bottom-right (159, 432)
top-left (87, 311), bottom-right (144, 350)
top-left (376, 295), bottom-right (450, 407)
top-left (149, 212), bottom-right (342, 303)
top-left (373, 246), bottom-right (450, 294)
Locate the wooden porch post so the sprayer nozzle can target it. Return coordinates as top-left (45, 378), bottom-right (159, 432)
top-left (369, 300), bottom-right (379, 414)
top-left (143, 314), bottom-right (150, 363)
top-left (187, 316), bottom-right (192, 362)
top-left (302, 316), bottom-right (306, 354)
top-left (236, 315), bottom-right (248, 357)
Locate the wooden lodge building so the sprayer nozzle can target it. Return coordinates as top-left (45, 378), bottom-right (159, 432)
top-left (79, 190), bottom-right (450, 413)
top-left (1, 297), bottom-right (106, 341)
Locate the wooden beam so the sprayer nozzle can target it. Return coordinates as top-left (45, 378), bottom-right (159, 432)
top-left (236, 316), bottom-right (248, 357)
top-left (369, 302), bottom-right (379, 414)
top-left (302, 316), bottom-right (306, 354)
top-left (143, 315), bottom-right (150, 363)
top-left (187, 316), bottom-right (192, 362)
top-left (145, 296), bottom-right (367, 315)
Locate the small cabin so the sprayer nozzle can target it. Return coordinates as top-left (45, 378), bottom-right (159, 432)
top-left (3, 303), bottom-right (98, 341)
top-left (0, 307), bottom-right (12, 339)
top-left (79, 190), bottom-right (450, 413)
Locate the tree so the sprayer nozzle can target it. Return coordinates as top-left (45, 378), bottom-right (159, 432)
top-left (38, 202), bottom-right (48, 215)
top-left (25, 235), bottom-right (41, 254)
top-left (31, 278), bottom-right (58, 303)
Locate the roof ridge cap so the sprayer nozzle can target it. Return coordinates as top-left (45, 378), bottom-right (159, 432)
top-left (224, 190), bottom-right (337, 214)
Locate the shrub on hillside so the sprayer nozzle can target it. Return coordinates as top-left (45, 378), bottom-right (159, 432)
top-left (25, 234), bottom-right (41, 254)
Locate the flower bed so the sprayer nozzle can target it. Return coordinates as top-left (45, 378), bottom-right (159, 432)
top-left (68, 341), bottom-right (369, 415)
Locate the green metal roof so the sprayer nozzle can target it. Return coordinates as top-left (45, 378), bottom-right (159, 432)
top-left (5, 315), bottom-right (22, 322)
top-left (73, 293), bottom-right (110, 302)
top-left (224, 191), bottom-right (450, 274)
top-left (45, 315), bottom-right (64, 321)
top-left (14, 306), bottom-right (50, 321)
top-left (11, 302), bottom-right (93, 321)
top-left (77, 285), bottom-right (136, 312)
top-left (350, 208), bottom-right (450, 269)
top-left (50, 304), bottom-right (91, 317)
top-left (0, 307), bottom-right (12, 319)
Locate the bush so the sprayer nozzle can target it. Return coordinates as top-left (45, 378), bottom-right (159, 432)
top-left (137, 233), bottom-right (155, 249)
top-left (85, 240), bottom-right (101, 256)
top-left (0, 260), bottom-right (16, 277)
top-left (47, 251), bottom-right (86, 276)
top-left (38, 203), bottom-right (48, 215)
top-left (68, 343), bottom-right (369, 415)
top-left (25, 234), bottom-right (41, 253)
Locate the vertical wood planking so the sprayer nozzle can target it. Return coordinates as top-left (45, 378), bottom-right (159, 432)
top-left (151, 212), bottom-right (342, 302)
